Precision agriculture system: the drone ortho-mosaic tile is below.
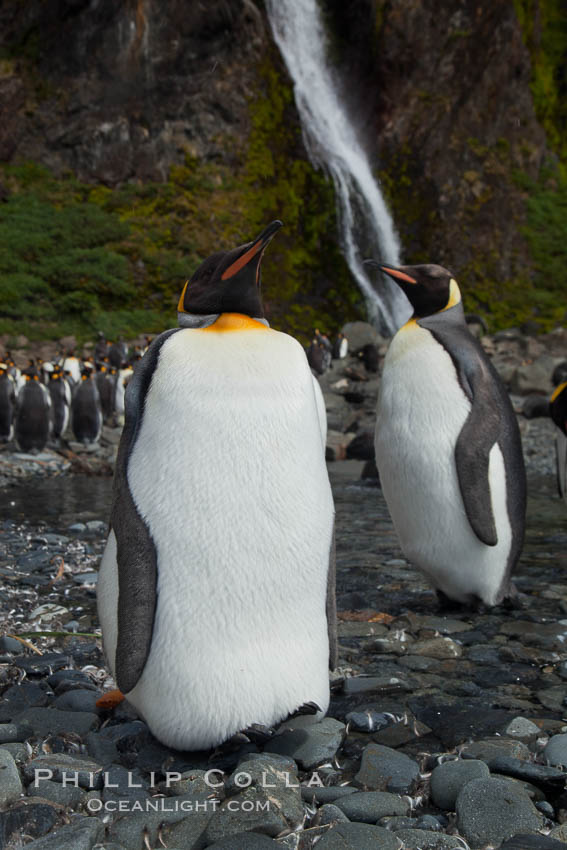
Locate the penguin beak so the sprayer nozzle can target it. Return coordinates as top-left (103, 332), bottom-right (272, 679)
top-left (221, 220), bottom-right (283, 282)
top-left (377, 264), bottom-right (418, 285)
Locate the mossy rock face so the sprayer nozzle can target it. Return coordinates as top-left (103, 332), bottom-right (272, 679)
top-left (321, 0), bottom-right (567, 332)
top-left (0, 8), bottom-right (364, 343)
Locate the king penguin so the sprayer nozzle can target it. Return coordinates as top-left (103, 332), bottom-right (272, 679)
top-left (550, 381), bottom-right (567, 505)
top-left (15, 373), bottom-right (52, 453)
top-left (0, 364), bottom-right (16, 442)
top-left (71, 372), bottom-right (103, 445)
top-left (97, 220), bottom-right (337, 751)
top-left (367, 262), bottom-right (526, 607)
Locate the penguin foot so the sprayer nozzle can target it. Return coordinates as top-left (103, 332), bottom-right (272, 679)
top-left (241, 723), bottom-right (276, 745)
top-left (436, 590), bottom-right (485, 613)
top-left (209, 731), bottom-right (257, 761)
top-left (286, 701), bottom-right (321, 720)
top-left (95, 689), bottom-right (125, 710)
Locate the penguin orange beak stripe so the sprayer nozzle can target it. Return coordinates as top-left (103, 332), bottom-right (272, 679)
top-left (380, 266), bottom-right (418, 285)
top-left (221, 219), bottom-right (283, 281)
top-left (177, 281), bottom-right (189, 313)
top-left (221, 241), bottom-right (263, 281)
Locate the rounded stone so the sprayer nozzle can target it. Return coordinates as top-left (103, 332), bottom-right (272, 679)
top-left (0, 748), bottom-right (23, 807)
top-left (334, 791), bottom-right (410, 823)
top-left (456, 777), bottom-right (543, 848)
top-left (543, 733), bottom-right (567, 768)
top-left (429, 758), bottom-right (490, 810)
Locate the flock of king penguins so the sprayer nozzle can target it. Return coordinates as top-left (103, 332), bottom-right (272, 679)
top-left (0, 340), bottom-right (145, 452)
top-left (95, 219), bottom-right (566, 753)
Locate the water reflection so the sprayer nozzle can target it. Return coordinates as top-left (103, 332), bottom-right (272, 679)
top-left (0, 475), bottom-right (113, 528)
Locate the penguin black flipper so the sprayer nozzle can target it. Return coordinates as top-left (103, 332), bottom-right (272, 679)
top-left (419, 303), bottom-right (524, 549)
top-left (111, 328), bottom-right (181, 693)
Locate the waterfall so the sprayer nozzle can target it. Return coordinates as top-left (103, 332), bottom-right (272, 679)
top-left (264, 0), bottom-right (411, 335)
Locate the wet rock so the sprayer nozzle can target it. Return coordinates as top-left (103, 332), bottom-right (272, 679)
top-left (203, 786), bottom-right (288, 843)
top-left (456, 777), bottom-right (543, 848)
top-left (108, 793), bottom-right (215, 849)
top-left (500, 836), bottom-right (567, 850)
top-left (24, 754), bottom-right (104, 789)
top-left (394, 829), bottom-right (465, 849)
top-left (19, 816), bottom-right (105, 849)
top-left (85, 730), bottom-right (119, 766)
top-left (0, 748), bottom-right (23, 806)
top-left (461, 737), bottom-right (531, 761)
top-left (300, 785), bottom-right (357, 804)
top-left (429, 758), bottom-right (490, 810)
top-left (13, 652), bottom-right (70, 676)
top-left (543, 733), bottom-right (567, 768)
top-left (343, 674), bottom-right (411, 694)
top-left (505, 718), bottom-right (542, 739)
top-left (225, 753), bottom-right (303, 827)
top-left (16, 708), bottom-right (100, 737)
top-left (313, 803), bottom-right (351, 826)
top-left (535, 801), bottom-right (555, 819)
top-left (0, 801), bottom-right (59, 846)
top-left (372, 718), bottom-right (431, 749)
top-left (0, 635), bottom-right (26, 653)
top-left (1, 741), bottom-right (30, 765)
top-left (314, 822), bottom-right (400, 850)
top-left (334, 790), bottom-right (410, 822)
top-left (158, 768), bottom-right (212, 796)
top-left (268, 717), bottom-right (345, 770)
top-left (52, 690), bottom-right (101, 713)
top-left (101, 765), bottom-right (150, 803)
top-left (205, 835), bottom-right (278, 849)
top-left (47, 669), bottom-right (93, 688)
top-left (408, 700), bottom-right (517, 747)
top-left (29, 778), bottom-right (86, 807)
top-left (486, 757), bottom-right (567, 793)
top-left (0, 721), bottom-right (33, 743)
top-left (345, 710), bottom-right (391, 733)
top-left (354, 743), bottom-right (419, 794)
top-left (411, 637), bottom-right (462, 658)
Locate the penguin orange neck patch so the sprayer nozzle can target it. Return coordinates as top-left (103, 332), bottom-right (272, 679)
top-left (201, 313), bottom-right (268, 333)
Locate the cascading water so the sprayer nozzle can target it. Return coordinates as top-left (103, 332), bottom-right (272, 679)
top-left (264, 0), bottom-right (411, 335)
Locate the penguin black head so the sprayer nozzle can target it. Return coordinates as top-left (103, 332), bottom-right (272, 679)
top-left (550, 382), bottom-right (567, 436)
top-left (365, 261), bottom-right (460, 319)
top-left (177, 220), bottom-right (283, 320)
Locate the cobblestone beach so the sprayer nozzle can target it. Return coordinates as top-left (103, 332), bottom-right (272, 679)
top-left (0, 324), bottom-right (566, 849)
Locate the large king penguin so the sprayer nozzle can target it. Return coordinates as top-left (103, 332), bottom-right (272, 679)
top-left (97, 221), bottom-right (336, 751)
top-left (368, 262), bottom-right (526, 607)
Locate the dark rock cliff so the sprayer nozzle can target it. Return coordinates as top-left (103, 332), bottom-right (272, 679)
top-left (0, 0), bottom-right (265, 182)
top-left (324, 0), bottom-right (551, 324)
top-left (0, 0), bottom-right (563, 338)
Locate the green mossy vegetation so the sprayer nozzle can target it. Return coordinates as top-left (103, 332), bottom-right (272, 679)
top-left (0, 55), bottom-right (361, 345)
top-left (510, 0), bottom-right (567, 329)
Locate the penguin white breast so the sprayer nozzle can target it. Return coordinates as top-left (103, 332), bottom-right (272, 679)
top-left (124, 326), bottom-right (334, 749)
top-left (375, 321), bottom-right (512, 605)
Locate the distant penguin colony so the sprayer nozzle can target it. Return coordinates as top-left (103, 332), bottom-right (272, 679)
top-left (368, 261), bottom-right (527, 607)
top-left (0, 337), bottom-right (144, 450)
top-left (97, 220), bottom-right (337, 751)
